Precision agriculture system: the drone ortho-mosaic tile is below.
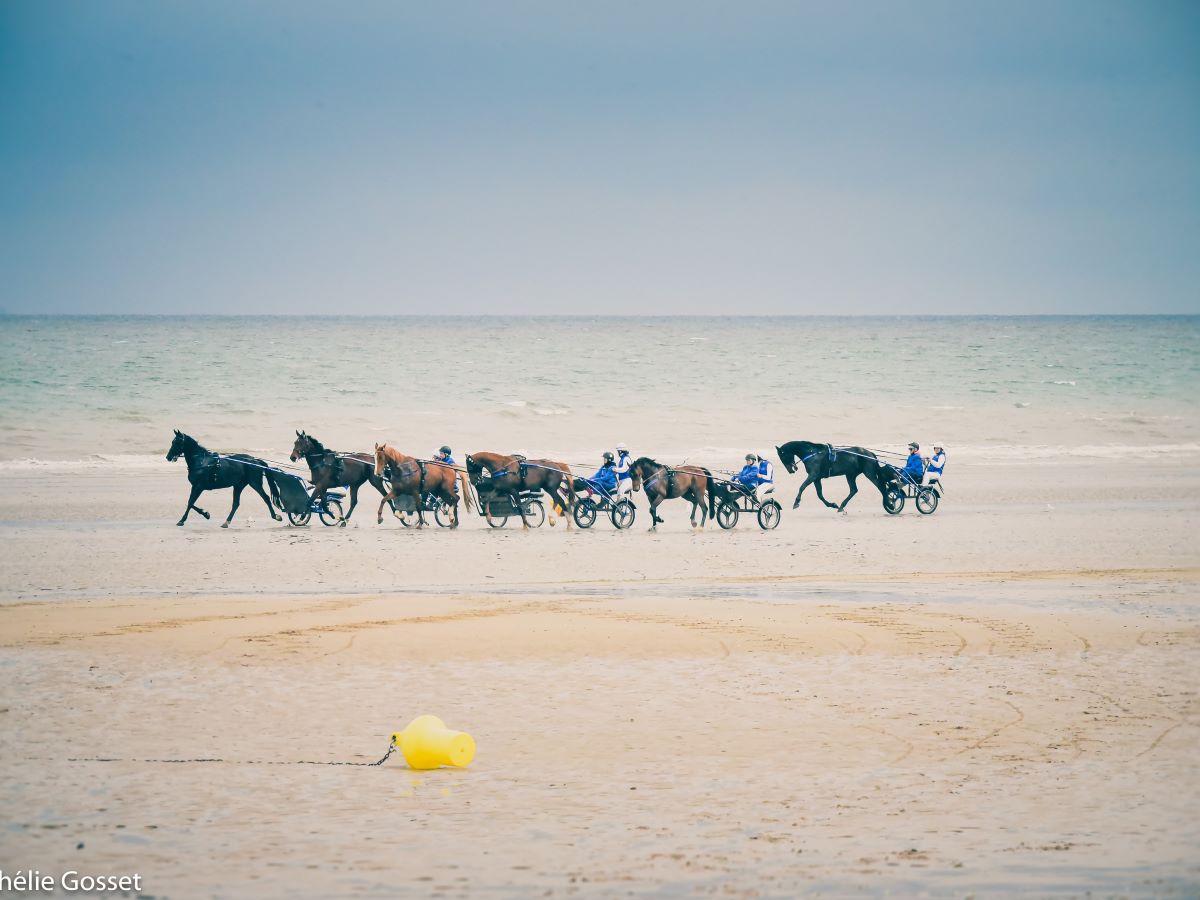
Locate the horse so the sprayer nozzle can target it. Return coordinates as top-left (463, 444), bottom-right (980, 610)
top-left (464, 451), bottom-right (575, 529)
top-left (629, 457), bottom-right (715, 530)
top-left (290, 431), bottom-right (391, 526)
top-left (775, 440), bottom-right (896, 513)
top-left (373, 444), bottom-right (472, 528)
top-left (166, 429), bottom-right (283, 528)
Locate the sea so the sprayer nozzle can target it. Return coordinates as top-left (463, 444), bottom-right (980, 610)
top-left (0, 315), bottom-right (1196, 472)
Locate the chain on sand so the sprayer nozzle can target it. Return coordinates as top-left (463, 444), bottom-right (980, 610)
top-left (65, 741), bottom-right (397, 768)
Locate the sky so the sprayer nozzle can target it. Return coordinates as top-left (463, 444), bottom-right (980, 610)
top-left (1, 1), bottom-right (1197, 315)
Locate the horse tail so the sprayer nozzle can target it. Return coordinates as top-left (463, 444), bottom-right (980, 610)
top-left (562, 467), bottom-right (576, 513)
top-left (458, 471), bottom-right (476, 513)
top-left (260, 465), bottom-right (283, 510)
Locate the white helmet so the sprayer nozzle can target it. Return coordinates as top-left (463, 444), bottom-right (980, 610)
top-left (615, 443), bottom-right (628, 452)
top-left (933, 442), bottom-right (945, 451)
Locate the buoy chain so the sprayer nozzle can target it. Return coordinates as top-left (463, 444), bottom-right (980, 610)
top-left (65, 740), bottom-right (398, 768)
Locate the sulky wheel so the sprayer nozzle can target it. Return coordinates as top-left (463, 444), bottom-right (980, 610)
top-left (318, 499), bottom-right (343, 526)
top-left (434, 501), bottom-right (456, 528)
top-left (716, 501), bottom-right (739, 530)
top-left (883, 487), bottom-right (905, 515)
top-left (757, 500), bottom-right (782, 530)
top-left (486, 512), bottom-right (509, 528)
top-left (573, 498), bottom-right (598, 529)
top-left (521, 498), bottom-right (547, 528)
top-left (287, 509), bottom-right (312, 527)
top-left (916, 487), bottom-right (939, 515)
top-left (610, 499), bottom-right (636, 530)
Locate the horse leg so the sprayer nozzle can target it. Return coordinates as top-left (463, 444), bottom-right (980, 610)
top-left (342, 483), bottom-right (359, 525)
top-left (222, 485), bottom-right (244, 528)
top-left (837, 474), bottom-right (859, 513)
top-left (515, 491), bottom-right (530, 530)
top-left (178, 485), bottom-right (205, 526)
top-left (648, 497), bottom-right (661, 531)
top-left (377, 487), bottom-right (397, 524)
top-left (812, 477), bottom-right (840, 510)
top-left (793, 475), bottom-right (816, 509)
top-left (250, 478), bottom-right (282, 521)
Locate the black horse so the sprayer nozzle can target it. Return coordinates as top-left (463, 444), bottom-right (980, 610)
top-left (290, 431), bottom-right (390, 526)
top-left (775, 440), bottom-right (896, 513)
top-left (166, 430), bottom-right (283, 528)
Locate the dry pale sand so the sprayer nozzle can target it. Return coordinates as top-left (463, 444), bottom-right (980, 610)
top-left (0, 460), bottom-right (1198, 898)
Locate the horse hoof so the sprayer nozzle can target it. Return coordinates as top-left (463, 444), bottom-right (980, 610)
top-left (339, 520), bottom-right (347, 528)
top-left (176, 521), bottom-right (185, 527)
top-left (792, 501), bottom-right (800, 510)
top-left (221, 522), bottom-right (229, 529)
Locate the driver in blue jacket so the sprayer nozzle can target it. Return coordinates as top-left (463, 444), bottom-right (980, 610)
top-left (734, 453), bottom-right (775, 502)
top-left (900, 442), bottom-right (924, 483)
top-left (585, 451), bottom-right (618, 496)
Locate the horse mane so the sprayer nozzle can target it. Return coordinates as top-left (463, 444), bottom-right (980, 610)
top-left (378, 444), bottom-right (410, 465)
top-left (180, 432), bottom-right (205, 454)
top-left (305, 434), bottom-right (327, 453)
top-left (633, 456), bottom-right (660, 469)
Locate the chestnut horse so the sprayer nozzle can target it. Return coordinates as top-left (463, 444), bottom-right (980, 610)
top-left (373, 444), bottom-right (472, 527)
top-left (629, 457), bottom-right (715, 530)
top-left (464, 451), bottom-right (575, 529)
top-left (290, 431), bottom-right (390, 526)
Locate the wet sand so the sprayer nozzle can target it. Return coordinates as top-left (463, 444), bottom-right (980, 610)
top-left (0, 460), bottom-right (1197, 897)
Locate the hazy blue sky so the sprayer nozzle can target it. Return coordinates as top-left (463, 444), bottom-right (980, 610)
top-left (2, 1), bottom-right (1197, 314)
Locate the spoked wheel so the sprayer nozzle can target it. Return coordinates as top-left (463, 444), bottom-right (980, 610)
top-left (287, 509), bottom-right (312, 527)
top-left (883, 488), bottom-right (905, 515)
top-left (757, 500), bottom-right (782, 530)
top-left (610, 499), bottom-right (636, 530)
top-left (916, 488), bottom-right (939, 515)
top-left (573, 498), bottom-right (598, 529)
top-left (486, 512), bottom-right (509, 528)
top-left (397, 511), bottom-right (419, 528)
top-left (434, 502), bottom-right (456, 528)
top-left (716, 501), bottom-right (739, 530)
top-left (318, 499), bottom-right (343, 526)
top-left (521, 498), bottom-right (547, 528)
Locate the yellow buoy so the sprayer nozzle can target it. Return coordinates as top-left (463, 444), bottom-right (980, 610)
top-left (391, 715), bottom-right (476, 770)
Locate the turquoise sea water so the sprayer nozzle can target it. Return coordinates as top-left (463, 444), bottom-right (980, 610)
top-left (0, 316), bottom-right (1196, 468)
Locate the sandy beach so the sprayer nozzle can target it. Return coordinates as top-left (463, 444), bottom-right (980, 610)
top-left (1, 457), bottom-right (1197, 898)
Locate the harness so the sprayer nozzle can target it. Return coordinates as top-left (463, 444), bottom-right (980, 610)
top-left (309, 451), bottom-right (345, 485)
top-left (198, 452), bottom-right (222, 486)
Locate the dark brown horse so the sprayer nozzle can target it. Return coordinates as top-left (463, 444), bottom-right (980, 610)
top-left (290, 431), bottom-right (390, 526)
top-left (775, 440), bottom-right (895, 513)
top-left (629, 457), bottom-right (715, 530)
top-left (373, 444), bottom-right (472, 528)
top-left (464, 451), bottom-right (575, 529)
top-left (166, 430), bottom-right (283, 528)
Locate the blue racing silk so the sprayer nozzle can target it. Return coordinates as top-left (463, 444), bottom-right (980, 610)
top-left (589, 464), bottom-right (617, 492)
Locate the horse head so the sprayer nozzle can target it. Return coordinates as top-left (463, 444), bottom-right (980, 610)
top-left (291, 430), bottom-right (314, 462)
top-left (776, 444), bottom-right (799, 474)
top-left (629, 457), bottom-right (657, 492)
top-left (167, 429), bottom-right (189, 462)
top-left (464, 454), bottom-right (486, 484)
top-left (373, 443), bottom-right (388, 477)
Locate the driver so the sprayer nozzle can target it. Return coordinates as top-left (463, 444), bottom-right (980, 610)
top-left (899, 442), bottom-right (924, 484)
top-left (434, 445), bottom-right (455, 466)
top-left (613, 443), bottom-right (633, 499)
top-left (586, 451), bottom-right (618, 495)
